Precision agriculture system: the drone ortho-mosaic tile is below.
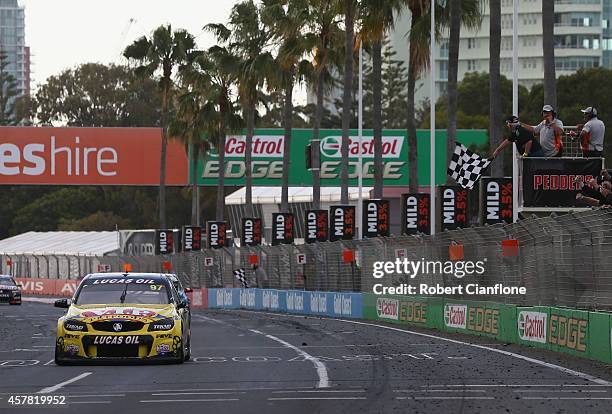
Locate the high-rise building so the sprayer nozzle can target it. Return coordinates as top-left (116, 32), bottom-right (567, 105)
top-left (0, 0), bottom-right (29, 97)
top-left (390, 0), bottom-right (609, 107)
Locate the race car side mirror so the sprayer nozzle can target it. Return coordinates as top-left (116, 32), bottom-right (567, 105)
top-left (54, 299), bottom-right (70, 308)
top-left (184, 287), bottom-right (193, 293)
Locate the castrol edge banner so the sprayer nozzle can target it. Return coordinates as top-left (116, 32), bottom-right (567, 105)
top-left (0, 127), bottom-right (189, 185)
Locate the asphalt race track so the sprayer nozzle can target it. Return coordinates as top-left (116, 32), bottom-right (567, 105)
top-left (1, 301), bottom-right (611, 414)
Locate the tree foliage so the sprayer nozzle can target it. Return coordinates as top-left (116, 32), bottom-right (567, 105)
top-left (35, 63), bottom-right (161, 127)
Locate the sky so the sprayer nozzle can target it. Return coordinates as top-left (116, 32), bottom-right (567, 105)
top-left (20, 0), bottom-right (237, 90)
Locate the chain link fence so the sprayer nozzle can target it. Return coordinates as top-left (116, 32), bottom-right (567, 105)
top-left (2, 208), bottom-right (612, 311)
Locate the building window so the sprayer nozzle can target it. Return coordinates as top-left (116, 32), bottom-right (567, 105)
top-left (467, 60), bottom-right (478, 71)
top-left (467, 38), bottom-right (476, 49)
top-left (439, 61), bottom-right (448, 80)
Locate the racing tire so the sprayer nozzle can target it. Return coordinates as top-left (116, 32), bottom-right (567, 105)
top-left (9, 302), bottom-right (21, 305)
top-left (184, 332), bottom-right (191, 361)
top-left (54, 345), bottom-right (67, 366)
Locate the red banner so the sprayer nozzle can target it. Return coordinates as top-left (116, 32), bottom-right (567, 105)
top-left (15, 278), bottom-right (78, 297)
top-left (0, 127), bottom-right (188, 185)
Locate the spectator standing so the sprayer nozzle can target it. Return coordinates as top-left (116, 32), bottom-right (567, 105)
top-left (576, 107), bottom-right (605, 158)
top-left (519, 105), bottom-right (564, 157)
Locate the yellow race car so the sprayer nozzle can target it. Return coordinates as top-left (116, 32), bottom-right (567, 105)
top-left (54, 273), bottom-right (191, 365)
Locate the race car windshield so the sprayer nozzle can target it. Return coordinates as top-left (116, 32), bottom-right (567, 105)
top-left (75, 281), bottom-right (170, 305)
top-left (0, 277), bottom-right (16, 286)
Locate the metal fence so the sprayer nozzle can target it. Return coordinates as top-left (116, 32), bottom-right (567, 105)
top-left (2, 208), bottom-right (612, 311)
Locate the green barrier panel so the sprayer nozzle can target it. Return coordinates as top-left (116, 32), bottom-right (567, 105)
top-left (442, 299), bottom-right (516, 341)
top-left (362, 293), bottom-right (442, 329)
top-left (547, 307), bottom-right (590, 358)
top-left (516, 306), bottom-right (550, 350)
top-left (362, 296), bottom-right (610, 364)
top-left (587, 310), bottom-right (611, 364)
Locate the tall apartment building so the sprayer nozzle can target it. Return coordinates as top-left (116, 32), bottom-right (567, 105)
top-left (0, 0), bottom-right (29, 97)
top-left (389, 0), bottom-right (610, 107)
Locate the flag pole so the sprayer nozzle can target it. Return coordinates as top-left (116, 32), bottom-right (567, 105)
top-left (430, 0), bottom-right (436, 235)
top-left (512, 0), bottom-right (519, 222)
top-left (358, 40), bottom-right (364, 239)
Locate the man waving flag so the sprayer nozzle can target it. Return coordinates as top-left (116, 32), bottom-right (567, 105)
top-left (447, 143), bottom-right (492, 189)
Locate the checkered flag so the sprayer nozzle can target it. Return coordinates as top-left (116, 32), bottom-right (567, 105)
top-left (233, 268), bottom-right (249, 288)
top-left (447, 143), bottom-right (492, 189)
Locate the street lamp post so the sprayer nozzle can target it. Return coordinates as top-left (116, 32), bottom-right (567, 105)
top-left (430, 0), bottom-right (436, 235)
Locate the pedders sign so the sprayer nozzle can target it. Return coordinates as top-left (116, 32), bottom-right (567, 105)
top-left (242, 218), bottom-right (262, 246)
top-left (305, 210), bottom-right (328, 243)
top-left (182, 226), bottom-right (202, 252)
top-left (480, 177), bottom-right (513, 225)
top-left (401, 193), bottom-right (431, 235)
top-left (206, 221), bottom-right (227, 249)
top-left (0, 127), bottom-right (188, 185)
top-left (329, 206), bottom-right (355, 241)
top-left (155, 230), bottom-right (174, 255)
top-left (363, 199), bottom-right (390, 238)
top-left (440, 186), bottom-right (468, 231)
top-left (522, 158), bottom-right (603, 207)
top-left (272, 213), bottom-right (295, 246)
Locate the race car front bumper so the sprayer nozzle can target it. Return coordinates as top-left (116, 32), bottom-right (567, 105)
top-left (0, 290), bottom-right (21, 304)
top-left (55, 332), bottom-right (183, 363)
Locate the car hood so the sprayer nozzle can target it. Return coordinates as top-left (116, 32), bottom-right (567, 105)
top-left (66, 304), bottom-right (176, 323)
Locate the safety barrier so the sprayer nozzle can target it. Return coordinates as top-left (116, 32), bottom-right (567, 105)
top-left (15, 278), bottom-right (610, 364)
top-left (362, 293), bottom-right (612, 365)
top-left (207, 288), bottom-right (363, 319)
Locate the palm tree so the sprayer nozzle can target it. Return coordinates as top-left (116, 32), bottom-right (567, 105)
top-left (542, 0), bottom-right (556, 107)
top-left (360, 0), bottom-right (404, 199)
top-left (261, 0), bottom-right (316, 213)
top-left (489, 0), bottom-right (503, 176)
top-left (445, 0), bottom-right (482, 179)
top-left (182, 47), bottom-right (242, 221)
top-left (169, 83), bottom-right (214, 225)
top-left (123, 25), bottom-right (196, 229)
top-left (206, 1), bottom-right (275, 217)
top-left (340, 0), bottom-right (356, 205)
top-left (304, 0), bottom-right (343, 209)
top-left (405, 0), bottom-right (438, 193)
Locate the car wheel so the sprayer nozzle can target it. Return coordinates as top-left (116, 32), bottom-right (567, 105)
top-left (54, 345), bottom-right (66, 366)
top-left (184, 331), bottom-right (191, 361)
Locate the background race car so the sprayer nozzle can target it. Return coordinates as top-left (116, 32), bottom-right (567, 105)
top-left (0, 275), bottom-right (22, 305)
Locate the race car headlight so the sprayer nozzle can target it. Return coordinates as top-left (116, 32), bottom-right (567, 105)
top-left (63, 319), bottom-right (88, 332)
top-left (148, 318), bottom-right (174, 331)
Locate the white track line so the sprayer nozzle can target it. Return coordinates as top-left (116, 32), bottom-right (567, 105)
top-left (151, 392), bottom-right (245, 396)
top-left (37, 372), bottom-right (92, 394)
top-left (250, 329), bottom-right (330, 389)
top-left (68, 394), bottom-right (126, 398)
top-left (140, 398), bottom-right (239, 403)
top-left (232, 310), bottom-right (611, 387)
top-left (268, 397), bottom-right (366, 401)
top-left (522, 397), bottom-right (612, 400)
top-left (398, 396), bottom-right (494, 400)
top-left (271, 390), bottom-right (366, 393)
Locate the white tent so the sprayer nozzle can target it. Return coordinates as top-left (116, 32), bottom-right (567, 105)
top-left (0, 231), bottom-right (120, 256)
top-left (225, 186), bottom-right (374, 205)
